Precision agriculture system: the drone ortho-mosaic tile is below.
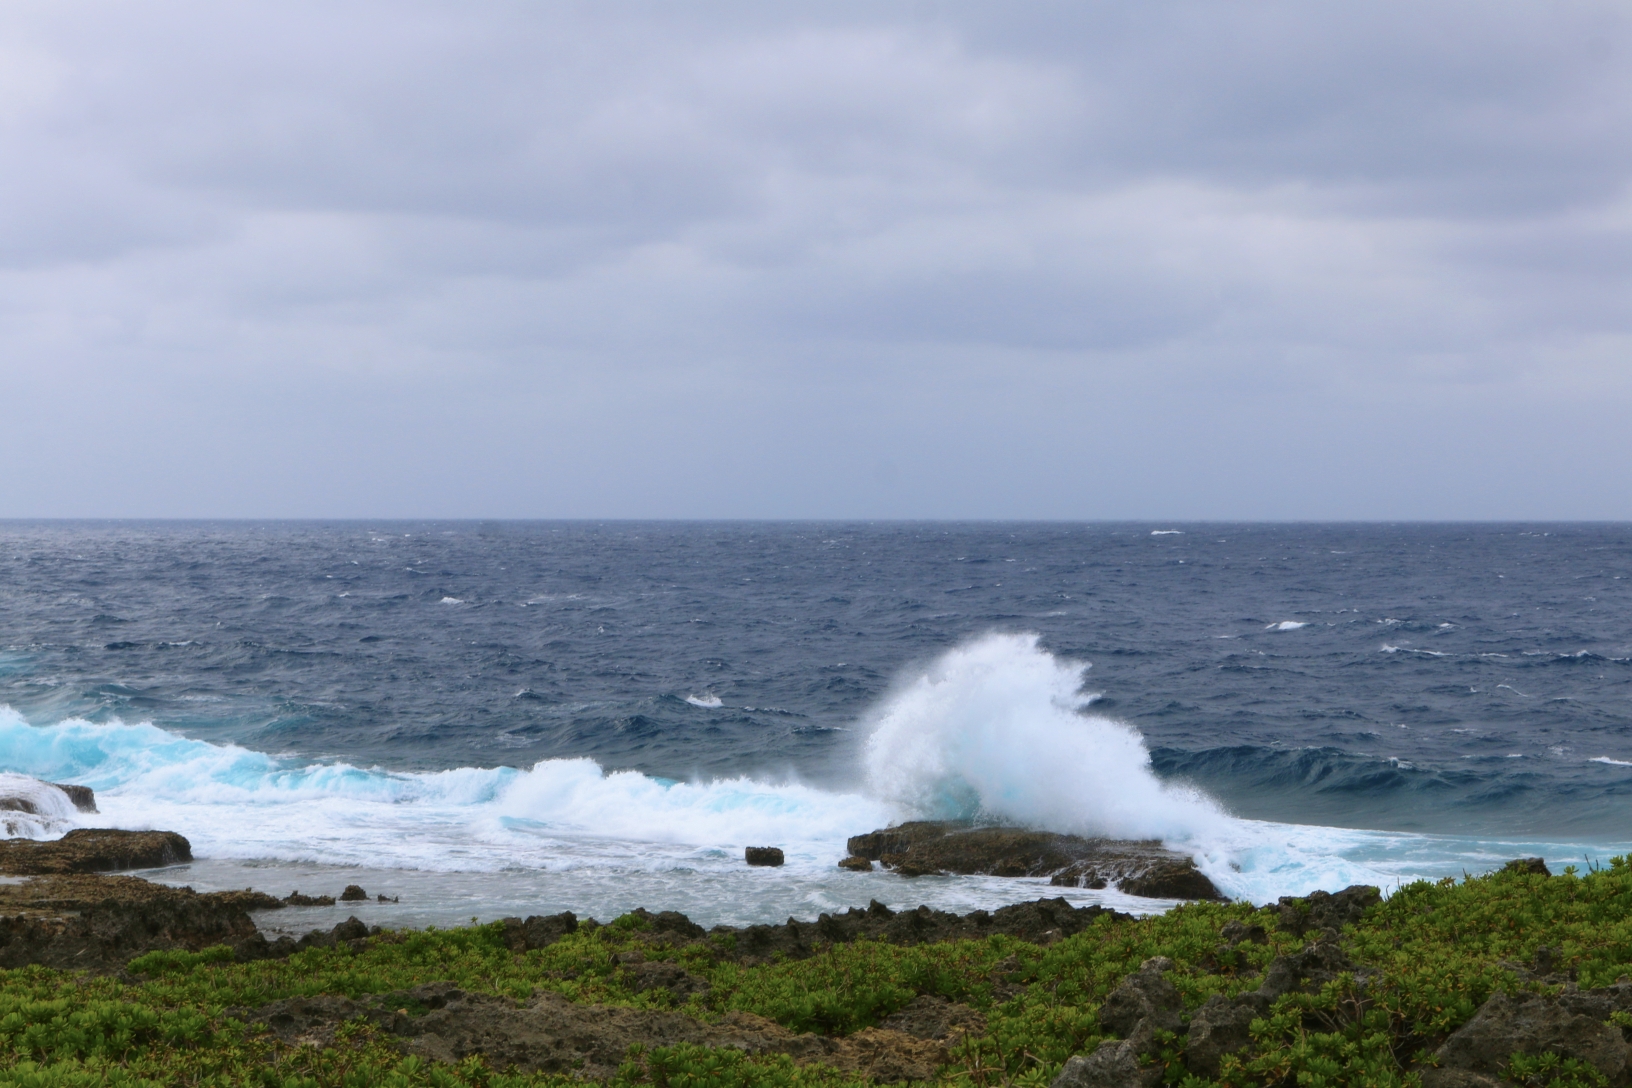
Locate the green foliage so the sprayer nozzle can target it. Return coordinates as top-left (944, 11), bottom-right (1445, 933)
top-left (10, 860), bottom-right (1632, 1086)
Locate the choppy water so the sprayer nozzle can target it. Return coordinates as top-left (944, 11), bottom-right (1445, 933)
top-left (3, 521), bottom-right (1630, 925)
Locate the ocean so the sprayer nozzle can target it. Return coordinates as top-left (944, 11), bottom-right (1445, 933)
top-left (2, 521), bottom-right (1629, 932)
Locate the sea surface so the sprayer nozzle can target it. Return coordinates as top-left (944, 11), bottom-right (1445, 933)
top-left (2, 521), bottom-right (1630, 930)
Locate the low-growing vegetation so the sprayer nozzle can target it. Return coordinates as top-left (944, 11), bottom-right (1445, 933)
top-left (6, 857), bottom-right (1632, 1087)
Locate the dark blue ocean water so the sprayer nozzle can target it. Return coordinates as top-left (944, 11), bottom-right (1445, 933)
top-left (4, 521), bottom-right (1630, 842)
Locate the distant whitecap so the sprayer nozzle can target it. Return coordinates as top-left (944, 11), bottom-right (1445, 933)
top-left (1590, 756), bottom-right (1632, 767)
top-left (1267, 621), bottom-right (1307, 631)
top-left (685, 694), bottom-right (723, 709)
top-left (1150, 530), bottom-right (1184, 536)
top-left (440, 597), bottom-right (463, 605)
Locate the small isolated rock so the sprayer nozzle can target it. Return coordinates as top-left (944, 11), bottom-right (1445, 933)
top-left (377, 893), bottom-right (399, 903)
top-left (1502, 857), bottom-right (1551, 877)
top-left (838, 855), bottom-right (873, 871)
top-left (745, 846), bottom-right (785, 867)
top-left (340, 884), bottom-right (368, 901)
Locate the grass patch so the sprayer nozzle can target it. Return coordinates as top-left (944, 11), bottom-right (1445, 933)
top-left (7, 859), bottom-right (1632, 1085)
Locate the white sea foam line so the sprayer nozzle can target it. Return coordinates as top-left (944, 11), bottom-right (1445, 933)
top-left (7, 635), bottom-right (1632, 909)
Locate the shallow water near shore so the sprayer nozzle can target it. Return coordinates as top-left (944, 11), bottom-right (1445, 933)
top-left (4, 521), bottom-right (1631, 918)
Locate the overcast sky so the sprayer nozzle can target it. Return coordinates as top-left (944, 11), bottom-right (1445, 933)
top-left (2, 2), bottom-right (1629, 519)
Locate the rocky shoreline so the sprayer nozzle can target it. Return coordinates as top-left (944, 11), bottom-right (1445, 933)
top-left (8, 800), bottom-right (1624, 1086)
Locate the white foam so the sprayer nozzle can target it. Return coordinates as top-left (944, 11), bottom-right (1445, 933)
top-left (685, 694), bottom-right (723, 709)
top-left (1150, 530), bottom-right (1184, 536)
top-left (1267, 621), bottom-right (1307, 631)
top-left (440, 597), bottom-right (463, 604)
top-left (0, 771), bottom-right (79, 838)
top-left (1591, 757), bottom-right (1632, 767)
top-left (862, 633), bottom-right (1222, 841)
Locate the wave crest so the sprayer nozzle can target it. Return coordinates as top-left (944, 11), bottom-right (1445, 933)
top-left (862, 632), bottom-right (1223, 841)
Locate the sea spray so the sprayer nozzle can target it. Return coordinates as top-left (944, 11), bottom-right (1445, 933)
top-left (862, 632), bottom-right (1224, 841)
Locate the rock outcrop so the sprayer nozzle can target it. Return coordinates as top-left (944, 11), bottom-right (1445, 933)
top-left (1425, 984), bottom-right (1632, 1087)
top-left (0, 775), bottom-right (97, 837)
top-left (745, 846), bottom-right (785, 867)
top-left (0, 828), bottom-right (192, 874)
top-left (846, 822), bottom-right (1224, 901)
top-left (0, 873), bottom-right (275, 970)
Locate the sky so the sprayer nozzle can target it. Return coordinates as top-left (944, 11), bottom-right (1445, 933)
top-left (2, 1), bottom-right (1629, 520)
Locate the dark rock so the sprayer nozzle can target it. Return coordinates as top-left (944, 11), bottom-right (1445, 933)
top-left (283, 891), bottom-right (337, 907)
top-left (51, 784), bottom-right (98, 813)
top-left (0, 829), bottom-right (191, 875)
top-left (849, 821), bottom-right (1224, 900)
top-left (378, 893), bottom-right (399, 903)
top-left (332, 916), bottom-right (369, 942)
top-left (0, 873), bottom-right (262, 971)
top-left (1099, 956), bottom-right (1182, 1037)
top-left (838, 855), bottom-right (874, 871)
top-left (1502, 857), bottom-right (1552, 877)
top-left (1273, 885), bottom-right (1380, 936)
top-left (1186, 993), bottom-right (1269, 1076)
top-left (500, 911), bottom-right (579, 952)
top-left (745, 847), bottom-right (785, 867)
top-left (706, 896), bottom-right (1126, 964)
top-left (622, 959), bottom-right (710, 997)
top-left (879, 994), bottom-right (987, 1041)
top-left (1433, 991), bottom-right (1627, 1082)
top-left (1256, 937), bottom-right (1355, 999)
top-left (1052, 1016), bottom-right (1164, 1088)
top-left (340, 885), bottom-right (368, 901)
top-left (1121, 860), bottom-right (1223, 900)
top-left (1219, 920), bottom-right (1267, 947)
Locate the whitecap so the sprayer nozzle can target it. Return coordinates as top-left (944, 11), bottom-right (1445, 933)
top-left (1267, 621), bottom-right (1307, 631)
top-left (1590, 757), bottom-right (1632, 767)
top-left (1150, 530), bottom-right (1184, 536)
top-left (685, 694), bottom-right (723, 709)
top-left (440, 597), bottom-right (463, 605)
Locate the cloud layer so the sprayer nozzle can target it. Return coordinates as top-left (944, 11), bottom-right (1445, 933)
top-left (3, 1), bottom-right (1629, 517)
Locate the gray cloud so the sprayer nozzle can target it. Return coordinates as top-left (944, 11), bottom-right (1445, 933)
top-left (1, 0), bottom-right (1629, 517)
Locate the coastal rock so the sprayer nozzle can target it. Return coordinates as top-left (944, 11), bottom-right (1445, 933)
top-left (340, 884), bottom-right (369, 901)
top-left (1052, 1010), bottom-right (1165, 1088)
top-left (1502, 857), bottom-right (1552, 877)
top-left (499, 911), bottom-right (579, 951)
top-left (846, 822), bottom-right (1224, 901)
top-left (1273, 885), bottom-right (1381, 937)
top-left (283, 891), bottom-right (337, 906)
top-left (1185, 993), bottom-right (1269, 1077)
top-left (745, 846), bottom-right (785, 867)
top-left (838, 855), bottom-right (874, 871)
top-left (1099, 956), bottom-right (1182, 1036)
top-left (0, 828), bottom-right (192, 875)
top-left (0, 873), bottom-right (268, 970)
top-left (1430, 990), bottom-right (1629, 1083)
top-left (878, 994), bottom-right (987, 1041)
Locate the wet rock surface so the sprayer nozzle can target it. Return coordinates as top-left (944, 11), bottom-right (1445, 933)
top-left (0, 828), bottom-right (192, 875)
top-left (845, 821), bottom-right (1224, 900)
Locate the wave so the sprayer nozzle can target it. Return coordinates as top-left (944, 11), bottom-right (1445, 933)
top-left (0, 707), bottom-right (895, 872)
top-left (4, 633), bottom-right (1626, 906)
top-left (863, 633), bottom-right (1222, 841)
top-left (1268, 621), bottom-right (1307, 631)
